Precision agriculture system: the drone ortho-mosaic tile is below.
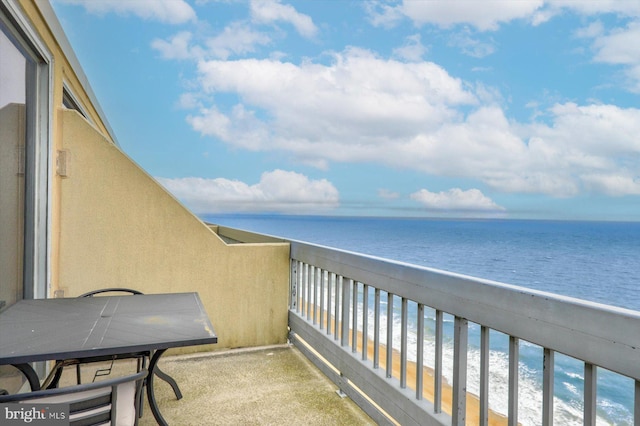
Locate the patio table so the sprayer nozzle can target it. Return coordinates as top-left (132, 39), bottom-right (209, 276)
top-left (0, 292), bottom-right (217, 425)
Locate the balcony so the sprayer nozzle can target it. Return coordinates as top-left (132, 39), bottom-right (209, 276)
top-left (285, 238), bottom-right (640, 425)
top-left (3, 2), bottom-right (638, 423)
top-left (46, 227), bottom-right (640, 425)
top-left (58, 346), bottom-right (373, 425)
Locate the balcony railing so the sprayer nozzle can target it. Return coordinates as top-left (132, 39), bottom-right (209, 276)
top-left (287, 240), bottom-right (640, 426)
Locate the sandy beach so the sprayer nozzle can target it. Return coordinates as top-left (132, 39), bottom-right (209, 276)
top-left (357, 333), bottom-right (509, 425)
top-left (301, 304), bottom-right (509, 425)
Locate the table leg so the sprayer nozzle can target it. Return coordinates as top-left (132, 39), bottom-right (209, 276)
top-left (155, 366), bottom-right (183, 400)
top-left (146, 350), bottom-right (183, 424)
top-left (147, 349), bottom-right (170, 426)
top-left (13, 364), bottom-right (40, 391)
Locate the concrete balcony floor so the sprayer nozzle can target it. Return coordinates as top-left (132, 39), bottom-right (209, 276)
top-left (61, 345), bottom-right (374, 425)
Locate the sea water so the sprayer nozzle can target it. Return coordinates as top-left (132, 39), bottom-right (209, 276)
top-left (203, 214), bottom-right (640, 425)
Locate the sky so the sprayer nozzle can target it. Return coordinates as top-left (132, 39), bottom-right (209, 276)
top-left (50, 0), bottom-right (640, 221)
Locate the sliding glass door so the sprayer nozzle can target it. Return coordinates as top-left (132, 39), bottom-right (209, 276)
top-left (1, 1), bottom-right (50, 308)
top-left (0, 25), bottom-right (27, 310)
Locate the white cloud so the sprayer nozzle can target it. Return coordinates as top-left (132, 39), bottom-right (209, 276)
top-left (152, 24), bottom-right (271, 61)
top-left (399, 0), bottom-right (544, 31)
top-left (151, 31), bottom-right (200, 60)
top-left (184, 46), bottom-right (640, 198)
top-left (519, 103), bottom-right (640, 196)
top-left (581, 174), bottom-right (640, 196)
top-left (592, 22), bottom-right (640, 65)
top-left (574, 21), bottom-right (605, 39)
top-left (176, 93), bottom-right (202, 109)
top-left (364, 0), bottom-right (405, 28)
top-left (547, 0), bottom-right (640, 17)
top-left (593, 22), bottom-right (640, 92)
top-left (627, 64), bottom-right (640, 93)
top-left (157, 170), bottom-right (339, 213)
top-left (573, 20), bottom-right (640, 92)
top-left (187, 106), bottom-right (233, 142)
top-left (448, 30), bottom-right (496, 58)
top-left (367, 0), bottom-right (640, 32)
top-left (378, 189), bottom-right (400, 200)
top-left (188, 104), bottom-right (269, 150)
top-left (392, 34), bottom-right (427, 62)
top-left (192, 48), bottom-right (476, 151)
top-left (195, 0), bottom-right (239, 3)
top-left (543, 103), bottom-right (640, 156)
top-left (530, 8), bottom-right (556, 26)
top-left (410, 188), bottom-right (505, 212)
top-left (56, 0), bottom-right (196, 24)
top-left (206, 22), bottom-right (272, 59)
top-left (250, 0), bottom-right (318, 38)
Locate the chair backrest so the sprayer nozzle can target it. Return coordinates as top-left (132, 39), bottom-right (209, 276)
top-left (0, 369), bottom-right (147, 426)
top-left (78, 288), bottom-right (144, 298)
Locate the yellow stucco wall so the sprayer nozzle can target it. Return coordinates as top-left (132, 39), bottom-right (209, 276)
top-left (5, 2), bottom-right (293, 351)
top-left (16, 0), bottom-right (120, 301)
top-left (57, 109), bottom-right (291, 351)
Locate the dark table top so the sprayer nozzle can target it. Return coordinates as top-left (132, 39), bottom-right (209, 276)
top-left (0, 292), bottom-right (217, 365)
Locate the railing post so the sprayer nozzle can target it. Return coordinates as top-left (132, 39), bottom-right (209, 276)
top-left (584, 363), bottom-right (597, 426)
top-left (386, 293), bottom-right (394, 379)
top-left (306, 263), bottom-right (311, 320)
top-left (290, 260), bottom-right (298, 311)
top-left (319, 268), bottom-right (325, 330)
top-left (452, 316), bottom-right (468, 426)
top-left (400, 297), bottom-right (408, 389)
top-left (334, 275), bottom-right (341, 341)
top-left (311, 266), bottom-right (317, 325)
top-left (508, 336), bottom-right (519, 426)
top-left (301, 263), bottom-right (307, 316)
top-left (543, 348), bottom-right (554, 426)
top-left (416, 303), bottom-right (424, 401)
top-left (352, 281), bottom-right (358, 353)
top-left (434, 310), bottom-right (443, 413)
top-left (362, 285), bottom-right (369, 361)
top-left (341, 278), bottom-right (352, 347)
top-left (374, 288), bottom-right (380, 369)
top-left (326, 272), bottom-right (333, 336)
top-left (480, 326), bottom-right (489, 426)
top-left (635, 380), bottom-right (640, 426)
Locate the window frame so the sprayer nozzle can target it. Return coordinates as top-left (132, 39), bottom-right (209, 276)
top-left (1, 0), bottom-right (53, 300)
top-left (62, 83), bottom-right (92, 122)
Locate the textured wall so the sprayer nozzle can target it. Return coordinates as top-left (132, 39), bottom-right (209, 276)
top-left (57, 109), bottom-right (290, 351)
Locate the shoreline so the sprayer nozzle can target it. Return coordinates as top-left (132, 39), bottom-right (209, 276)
top-left (300, 305), bottom-right (509, 425)
top-left (351, 329), bottom-right (509, 426)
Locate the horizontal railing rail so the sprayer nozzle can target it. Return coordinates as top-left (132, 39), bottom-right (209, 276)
top-left (287, 240), bottom-right (640, 426)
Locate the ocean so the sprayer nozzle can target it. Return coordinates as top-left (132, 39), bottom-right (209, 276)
top-left (202, 214), bottom-right (640, 425)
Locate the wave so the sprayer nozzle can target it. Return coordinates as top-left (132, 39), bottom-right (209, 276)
top-left (349, 297), bottom-right (631, 426)
top-left (315, 278), bottom-right (632, 425)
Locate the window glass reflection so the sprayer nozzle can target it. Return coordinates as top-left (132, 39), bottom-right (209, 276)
top-left (0, 27), bottom-right (27, 310)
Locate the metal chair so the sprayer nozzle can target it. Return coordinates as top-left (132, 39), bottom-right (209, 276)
top-left (73, 288), bottom-right (182, 400)
top-left (78, 288), bottom-right (144, 298)
top-left (75, 288), bottom-right (146, 384)
top-left (0, 369), bottom-right (147, 426)
top-left (43, 288), bottom-right (182, 409)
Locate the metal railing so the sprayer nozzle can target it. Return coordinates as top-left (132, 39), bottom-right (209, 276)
top-left (287, 240), bottom-right (640, 426)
